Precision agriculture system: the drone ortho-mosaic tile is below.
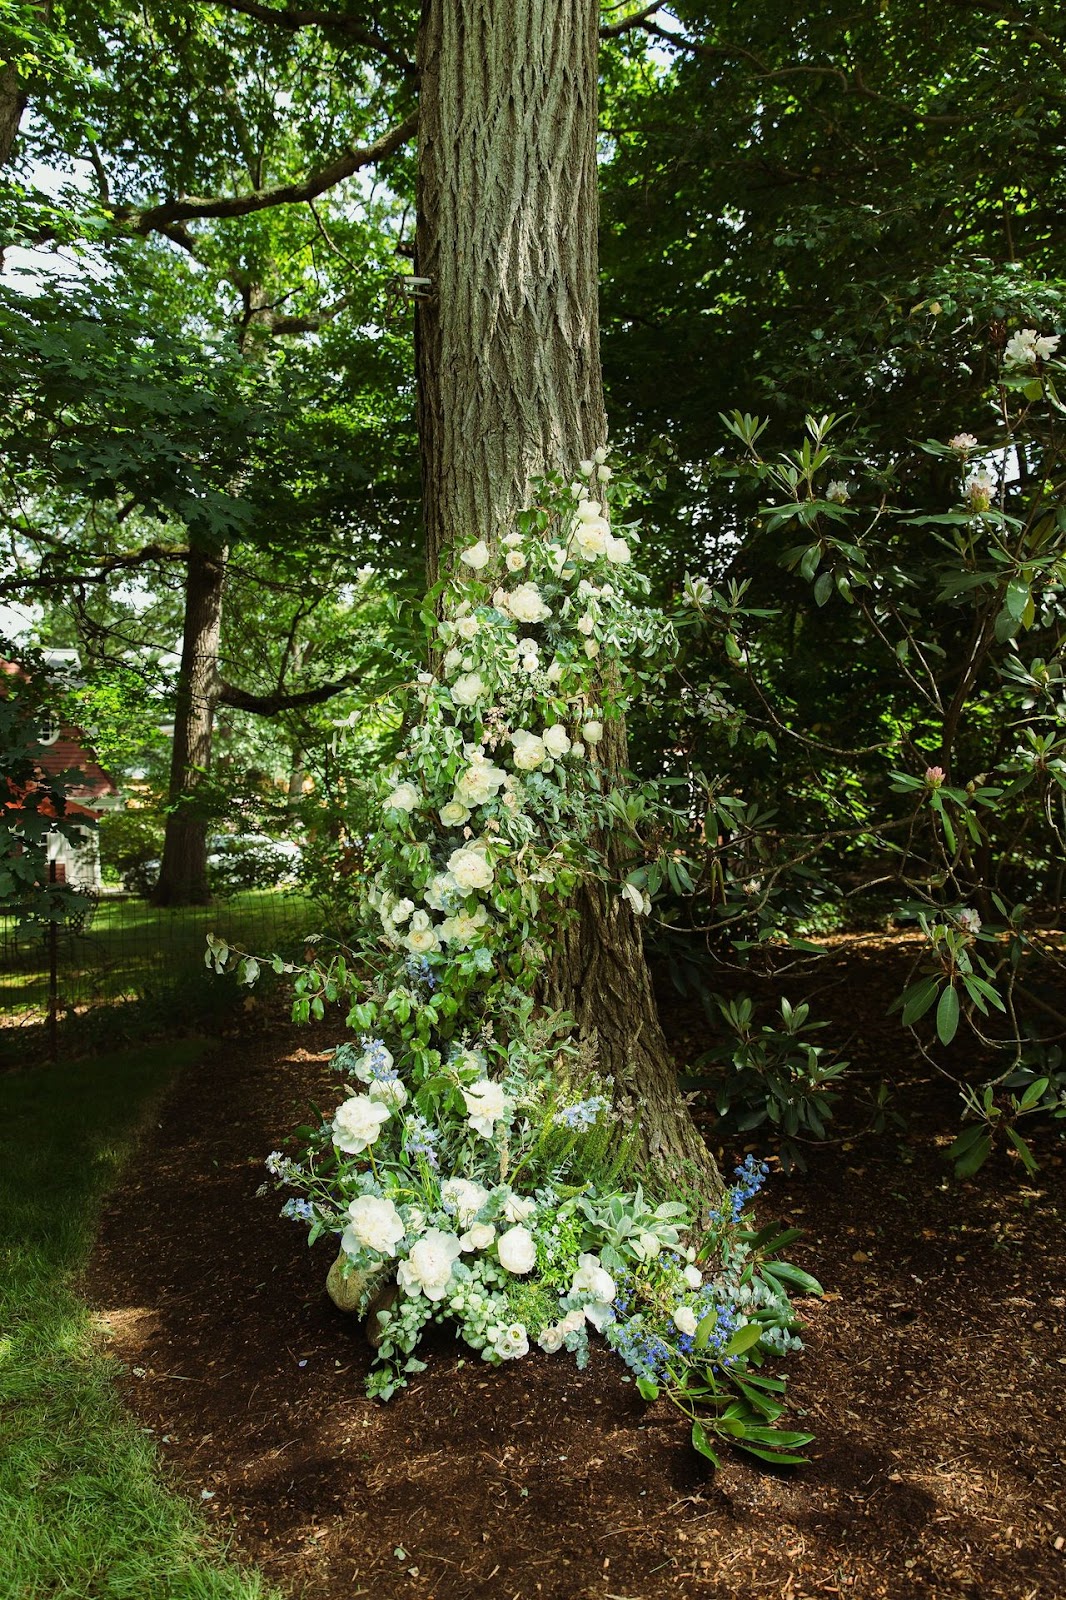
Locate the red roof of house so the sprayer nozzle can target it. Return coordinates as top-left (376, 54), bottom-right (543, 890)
top-left (1, 658), bottom-right (118, 816)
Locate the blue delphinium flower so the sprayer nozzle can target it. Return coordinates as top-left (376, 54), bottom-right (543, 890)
top-left (553, 1095), bottom-right (610, 1130)
top-left (280, 1197), bottom-right (314, 1223)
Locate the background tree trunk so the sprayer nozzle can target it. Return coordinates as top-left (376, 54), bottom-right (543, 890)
top-left (415, 0), bottom-right (719, 1190)
top-left (152, 546), bottom-right (226, 906)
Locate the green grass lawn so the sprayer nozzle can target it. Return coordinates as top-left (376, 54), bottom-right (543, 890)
top-left (0, 890), bottom-right (318, 1016)
top-left (0, 1042), bottom-right (282, 1600)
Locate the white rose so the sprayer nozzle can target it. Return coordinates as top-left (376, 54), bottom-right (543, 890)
top-left (582, 720), bottom-right (603, 744)
top-left (368, 1076), bottom-right (408, 1109)
top-left (570, 741), bottom-right (586, 759)
top-left (570, 1252), bottom-right (615, 1305)
top-left (441, 1178), bottom-right (489, 1227)
top-left (502, 530), bottom-right (523, 547)
top-left (396, 1229), bottom-right (462, 1301)
top-left (443, 646), bottom-right (463, 674)
top-left (439, 906), bottom-right (489, 946)
top-left (542, 724), bottom-right (571, 758)
top-left (405, 926), bottom-right (439, 955)
top-left (448, 846), bottom-right (494, 892)
top-left (520, 654), bottom-right (538, 674)
top-left (389, 897), bottom-right (414, 924)
top-left (343, 1194), bottom-right (405, 1257)
top-left (683, 1264), bottom-right (703, 1291)
top-left (505, 550), bottom-right (526, 572)
top-left (594, 446), bottom-right (608, 465)
top-left (672, 1305), bottom-right (699, 1338)
top-left (560, 1308), bottom-right (586, 1335)
top-left (605, 536), bottom-right (631, 564)
top-left (575, 519), bottom-right (610, 560)
top-left (537, 1324), bottom-right (565, 1354)
top-left (456, 613), bottom-right (480, 640)
top-left (459, 1221), bottom-right (496, 1252)
top-left (439, 801), bottom-right (471, 827)
top-left (424, 872), bottom-right (457, 912)
top-left (500, 1191), bottom-right (536, 1224)
top-left (510, 730), bottom-right (547, 771)
top-left (456, 759), bottom-right (508, 805)
top-left (451, 671), bottom-right (485, 706)
top-left (460, 540), bottom-right (491, 571)
top-left (385, 781), bottom-right (420, 812)
top-left (516, 637), bottom-right (539, 657)
top-left (578, 458), bottom-right (595, 476)
top-left (462, 1077), bottom-right (508, 1137)
top-left (332, 1095), bottom-right (392, 1154)
top-left (504, 583), bottom-right (552, 624)
top-left (597, 464), bottom-right (612, 483)
top-left (575, 498), bottom-right (604, 523)
top-left (497, 1224), bottom-right (537, 1275)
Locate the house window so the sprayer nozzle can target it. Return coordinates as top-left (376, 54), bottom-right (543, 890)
top-left (37, 712), bottom-right (61, 747)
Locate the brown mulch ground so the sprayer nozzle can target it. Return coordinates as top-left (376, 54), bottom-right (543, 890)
top-left (84, 936), bottom-right (1066, 1599)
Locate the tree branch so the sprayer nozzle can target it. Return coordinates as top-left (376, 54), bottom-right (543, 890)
top-left (118, 109), bottom-right (418, 233)
top-left (599, 4), bottom-right (663, 38)
top-left (202, 0), bottom-right (417, 76)
top-left (0, 543), bottom-right (188, 595)
top-left (217, 673), bottom-right (358, 714)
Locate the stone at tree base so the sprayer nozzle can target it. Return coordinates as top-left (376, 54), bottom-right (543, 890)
top-left (326, 1251), bottom-right (381, 1314)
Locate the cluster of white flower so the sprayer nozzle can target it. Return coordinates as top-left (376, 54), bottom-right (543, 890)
top-left (1003, 327), bottom-right (1060, 371)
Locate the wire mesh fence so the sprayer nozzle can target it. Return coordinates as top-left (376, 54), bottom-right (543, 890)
top-left (0, 890), bottom-right (324, 1062)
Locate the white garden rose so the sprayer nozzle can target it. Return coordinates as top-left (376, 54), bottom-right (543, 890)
top-left (385, 781), bottom-right (420, 812)
top-left (460, 540), bottom-right (491, 571)
top-left (560, 1308), bottom-right (586, 1335)
top-left (510, 729), bottom-right (547, 771)
top-left (520, 654), bottom-right (538, 674)
top-left (546, 660), bottom-right (563, 683)
top-left (443, 646), bottom-right (463, 674)
top-left (672, 1305), bottom-right (699, 1338)
top-left (505, 550), bottom-right (526, 572)
top-left (575, 518), bottom-right (610, 560)
top-left (504, 583), bottom-right (552, 623)
top-left (497, 1224), bottom-right (537, 1275)
top-left (516, 637), bottom-right (539, 657)
top-left (605, 536), bottom-right (631, 564)
top-left (683, 1264), bottom-right (703, 1291)
top-left (500, 1191), bottom-right (536, 1224)
top-left (447, 846), bottom-right (494, 892)
top-left (455, 613), bottom-right (480, 640)
top-left (542, 724), bottom-right (571, 758)
top-left (405, 925), bottom-right (440, 955)
top-left (343, 1194), bottom-right (405, 1257)
top-left (332, 1094), bottom-right (392, 1154)
top-left (575, 497), bottom-right (604, 522)
top-left (582, 720), bottom-right (603, 744)
top-left (439, 906), bottom-right (489, 946)
top-left (424, 873), bottom-right (458, 912)
top-left (570, 741), bottom-right (586, 759)
top-left (441, 1177), bottom-right (489, 1227)
top-left (439, 800), bottom-right (471, 827)
top-left (451, 671), bottom-right (485, 707)
top-left (578, 458), bottom-right (595, 476)
top-left (502, 529), bottom-right (523, 547)
top-left (389, 897), bottom-right (415, 924)
top-left (396, 1230), bottom-right (462, 1301)
top-left (456, 758), bottom-right (508, 805)
top-left (594, 445), bottom-right (608, 464)
top-left (459, 1221), bottom-right (496, 1252)
top-left (537, 1324), bottom-right (565, 1354)
top-left (462, 1077), bottom-right (507, 1137)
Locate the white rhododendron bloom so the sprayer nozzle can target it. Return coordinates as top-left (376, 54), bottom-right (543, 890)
top-left (343, 1194), bottom-right (405, 1257)
top-left (396, 1230), bottom-right (463, 1300)
top-left (439, 801), bottom-right (471, 827)
top-left (451, 671), bottom-right (485, 706)
top-left (542, 724), bottom-right (571, 758)
top-left (460, 540), bottom-right (491, 570)
top-left (462, 1077), bottom-right (507, 1137)
top-left (684, 1264), bottom-right (703, 1291)
top-left (1003, 328), bottom-right (1060, 369)
top-left (571, 1252), bottom-right (616, 1305)
top-left (497, 1224), bottom-right (537, 1275)
top-left (447, 845), bottom-right (494, 892)
top-left (385, 781), bottom-right (420, 812)
top-left (672, 1305), bottom-right (699, 1337)
top-left (511, 729), bottom-right (547, 770)
top-left (504, 583), bottom-right (552, 623)
top-left (537, 1323), bottom-right (565, 1353)
top-left (460, 1221), bottom-right (496, 1252)
top-left (441, 1178), bottom-right (489, 1227)
top-left (494, 1322), bottom-right (529, 1360)
top-left (332, 1095), bottom-right (392, 1154)
top-left (582, 720), bottom-right (603, 744)
top-left (605, 536), bottom-right (631, 564)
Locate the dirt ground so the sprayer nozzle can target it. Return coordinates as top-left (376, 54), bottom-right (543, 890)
top-left (83, 935), bottom-right (1066, 1599)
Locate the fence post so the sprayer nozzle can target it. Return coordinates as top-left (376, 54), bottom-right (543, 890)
top-left (48, 859), bottom-right (59, 1063)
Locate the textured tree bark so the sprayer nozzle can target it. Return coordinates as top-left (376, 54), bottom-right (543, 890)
top-left (415, 0), bottom-right (719, 1190)
top-left (152, 546), bottom-right (226, 906)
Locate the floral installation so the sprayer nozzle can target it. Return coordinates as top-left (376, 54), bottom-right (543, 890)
top-left (227, 454), bottom-right (817, 1463)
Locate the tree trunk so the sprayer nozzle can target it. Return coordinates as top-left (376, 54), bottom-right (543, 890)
top-left (415, 0), bottom-right (719, 1190)
top-left (152, 546), bottom-right (226, 906)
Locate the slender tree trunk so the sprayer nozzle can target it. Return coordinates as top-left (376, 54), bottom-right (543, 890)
top-left (152, 546), bottom-right (227, 906)
top-left (415, 0), bottom-right (719, 1189)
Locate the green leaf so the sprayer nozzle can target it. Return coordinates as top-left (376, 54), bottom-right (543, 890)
top-left (725, 1322), bottom-right (764, 1357)
top-left (901, 976), bottom-right (940, 1025)
top-left (636, 1377), bottom-right (660, 1402)
top-left (761, 1261), bottom-right (824, 1296)
top-left (936, 984), bottom-right (960, 1046)
top-left (953, 1130), bottom-right (993, 1178)
top-left (1004, 1125), bottom-right (1039, 1175)
top-left (690, 1420), bottom-right (721, 1467)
